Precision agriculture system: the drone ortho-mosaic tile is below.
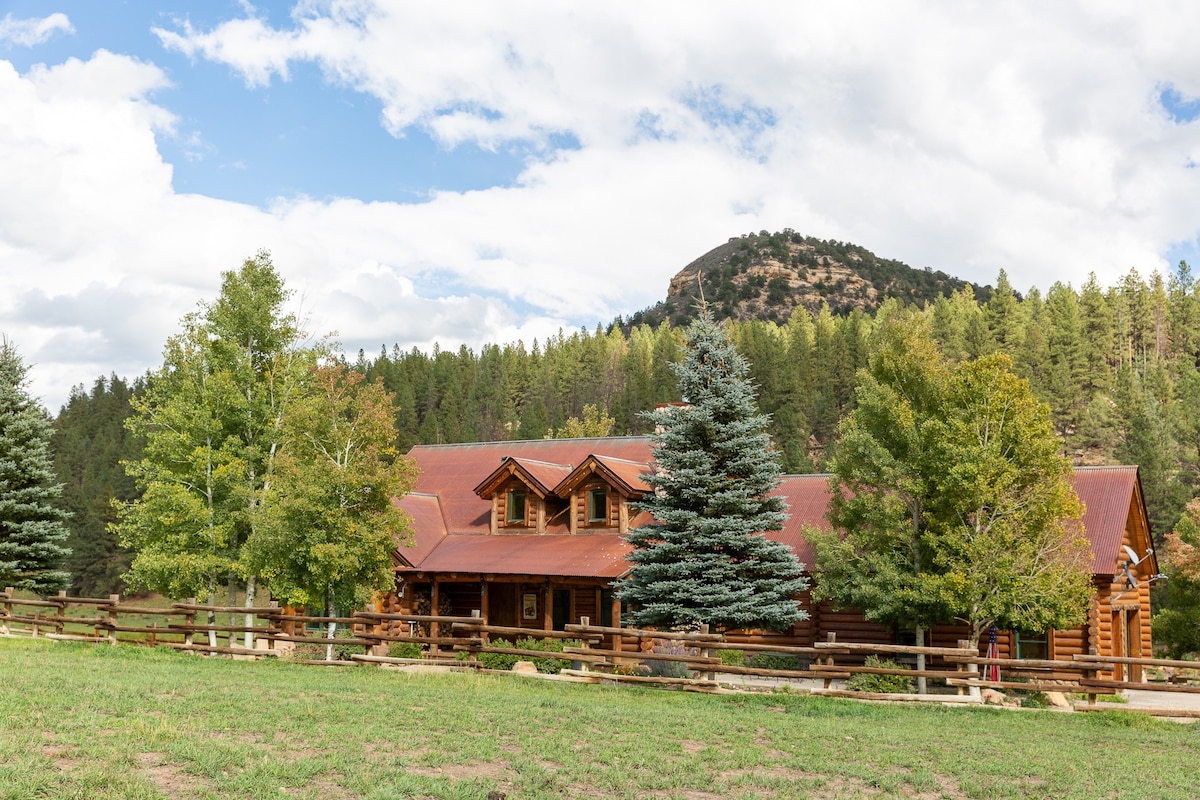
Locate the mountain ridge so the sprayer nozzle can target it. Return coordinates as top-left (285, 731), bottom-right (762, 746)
top-left (623, 229), bottom-right (991, 328)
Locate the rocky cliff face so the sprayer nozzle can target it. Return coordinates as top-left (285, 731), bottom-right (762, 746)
top-left (630, 230), bottom-right (987, 328)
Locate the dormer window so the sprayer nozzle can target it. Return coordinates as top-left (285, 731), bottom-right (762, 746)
top-left (507, 490), bottom-right (527, 523)
top-left (588, 488), bottom-right (608, 523)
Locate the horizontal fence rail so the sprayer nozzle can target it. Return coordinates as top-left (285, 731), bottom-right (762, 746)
top-left (5, 588), bottom-right (1200, 709)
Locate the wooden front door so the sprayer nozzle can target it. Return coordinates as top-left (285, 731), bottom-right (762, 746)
top-left (1111, 608), bottom-right (1141, 682)
top-left (1125, 609), bottom-right (1142, 682)
top-left (489, 584), bottom-right (518, 628)
top-left (552, 589), bottom-right (570, 631)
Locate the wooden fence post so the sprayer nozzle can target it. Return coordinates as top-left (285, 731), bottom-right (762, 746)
top-left (107, 594), bottom-right (119, 644)
top-left (1, 587), bottom-right (11, 636)
top-left (700, 623), bottom-right (714, 683)
top-left (1086, 646), bottom-right (1099, 705)
top-left (55, 590), bottom-right (67, 637)
top-left (184, 598), bottom-right (196, 649)
top-left (267, 601), bottom-right (280, 652)
top-left (579, 616), bottom-right (590, 673)
top-left (823, 632), bottom-right (836, 689)
top-left (470, 609), bottom-right (482, 665)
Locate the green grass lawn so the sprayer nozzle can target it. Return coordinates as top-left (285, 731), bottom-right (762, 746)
top-left (0, 637), bottom-right (1196, 799)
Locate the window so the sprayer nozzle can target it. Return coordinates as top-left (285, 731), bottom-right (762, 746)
top-left (507, 490), bottom-right (526, 523)
top-left (588, 488), bottom-right (607, 523)
top-left (1015, 630), bottom-right (1049, 660)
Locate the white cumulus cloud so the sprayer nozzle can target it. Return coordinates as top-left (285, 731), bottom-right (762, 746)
top-left (6, 2), bottom-right (1200, 409)
top-left (0, 13), bottom-right (73, 47)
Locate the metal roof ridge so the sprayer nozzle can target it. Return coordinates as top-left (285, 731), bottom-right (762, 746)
top-left (409, 434), bottom-right (652, 450)
top-left (506, 456), bottom-right (573, 468)
top-left (592, 454), bottom-right (652, 466)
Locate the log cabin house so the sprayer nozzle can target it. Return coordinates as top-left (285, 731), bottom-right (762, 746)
top-left (385, 436), bottom-right (1158, 677)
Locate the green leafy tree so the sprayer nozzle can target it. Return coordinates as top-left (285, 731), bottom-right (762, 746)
top-left (242, 364), bottom-right (416, 654)
top-left (0, 339), bottom-right (71, 593)
top-left (811, 318), bottom-right (1091, 659)
top-left (114, 253), bottom-right (316, 644)
top-left (1154, 499), bottom-right (1200, 658)
top-left (550, 404), bottom-right (615, 438)
top-left (617, 313), bottom-right (807, 631)
top-left (115, 319), bottom-right (245, 604)
top-left (807, 315), bottom-right (951, 688)
top-left (927, 353), bottom-right (1092, 647)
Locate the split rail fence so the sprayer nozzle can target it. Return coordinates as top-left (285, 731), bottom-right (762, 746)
top-left (5, 588), bottom-right (1199, 713)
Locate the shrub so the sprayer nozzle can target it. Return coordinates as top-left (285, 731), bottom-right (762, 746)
top-left (387, 641), bottom-right (423, 660)
top-left (476, 637), bottom-right (581, 673)
top-left (1020, 691), bottom-right (1050, 709)
top-left (719, 649), bottom-right (746, 667)
top-left (644, 639), bottom-right (697, 679)
top-left (513, 637), bottom-right (580, 674)
top-left (477, 638), bottom-right (520, 671)
top-left (747, 652), bottom-right (802, 671)
top-left (845, 655), bottom-right (915, 694)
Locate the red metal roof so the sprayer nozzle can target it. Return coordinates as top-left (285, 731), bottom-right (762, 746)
top-left (409, 437), bottom-right (654, 534)
top-left (415, 533), bottom-right (633, 578)
top-left (516, 458), bottom-right (575, 495)
top-left (473, 457), bottom-right (574, 498)
top-left (590, 455), bottom-right (653, 494)
top-left (1073, 466), bottom-right (1141, 575)
top-left (394, 493), bottom-right (447, 567)
top-left (401, 437), bottom-right (1142, 579)
top-left (767, 468), bottom-right (1141, 574)
top-left (770, 474), bottom-right (835, 566)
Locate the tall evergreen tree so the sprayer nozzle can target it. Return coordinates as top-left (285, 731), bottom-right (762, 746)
top-left (52, 375), bottom-right (141, 596)
top-left (984, 269), bottom-right (1022, 353)
top-left (0, 339), bottom-right (70, 593)
top-left (617, 313), bottom-right (807, 631)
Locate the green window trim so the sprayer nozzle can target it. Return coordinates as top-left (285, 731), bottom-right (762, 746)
top-left (507, 489), bottom-right (527, 523)
top-left (588, 488), bottom-right (608, 522)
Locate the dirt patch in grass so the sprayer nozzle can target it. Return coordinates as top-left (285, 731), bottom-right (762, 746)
top-left (281, 777), bottom-right (353, 799)
top-left (137, 752), bottom-right (204, 799)
top-left (43, 744), bottom-right (78, 771)
top-left (678, 739), bottom-right (705, 754)
top-left (720, 766), bottom-right (969, 799)
top-left (408, 760), bottom-right (515, 783)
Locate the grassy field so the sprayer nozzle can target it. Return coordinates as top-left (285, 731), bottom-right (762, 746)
top-left (0, 638), bottom-right (1196, 799)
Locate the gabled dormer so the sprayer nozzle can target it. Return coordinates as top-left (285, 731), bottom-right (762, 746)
top-left (554, 454), bottom-right (651, 534)
top-left (473, 457), bottom-right (571, 533)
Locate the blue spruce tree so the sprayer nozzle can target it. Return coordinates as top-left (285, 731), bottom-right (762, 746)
top-left (618, 313), bottom-right (807, 631)
top-left (0, 339), bottom-right (70, 593)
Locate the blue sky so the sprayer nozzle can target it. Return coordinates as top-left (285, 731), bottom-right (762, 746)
top-left (3, 2), bottom-right (1200, 409)
top-left (2, 1), bottom-right (530, 204)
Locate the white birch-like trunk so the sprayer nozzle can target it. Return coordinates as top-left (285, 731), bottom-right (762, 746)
top-left (967, 627), bottom-right (982, 699)
top-left (244, 575), bottom-right (256, 649)
top-left (207, 588), bottom-right (218, 650)
top-left (325, 587), bottom-right (336, 662)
